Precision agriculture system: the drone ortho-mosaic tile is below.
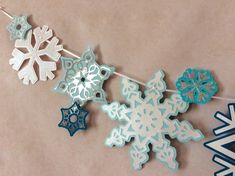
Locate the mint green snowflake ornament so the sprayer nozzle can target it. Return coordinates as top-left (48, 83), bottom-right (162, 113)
top-left (55, 47), bottom-right (115, 106)
top-left (7, 15), bottom-right (32, 40)
top-left (102, 70), bottom-right (204, 171)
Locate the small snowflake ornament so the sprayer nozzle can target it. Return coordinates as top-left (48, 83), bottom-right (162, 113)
top-left (59, 102), bottom-right (89, 136)
top-left (54, 47), bottom-right (115, 106)
top-left (204, 104), bottom-right (235, 176)
top-left (7, 15), bottom-right (32, 40)
top-left (176, 68), bottom-right (218, 104)
top-left (9, 25), bottom-right (63, 85)
top-left (102, 70), bottom-right (204, 171)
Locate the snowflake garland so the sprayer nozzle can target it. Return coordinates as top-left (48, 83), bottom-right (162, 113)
top-left (204, 104), bottom-right (235, 176)
top-left (59, 102), bottom-right (89, 136)
top-left (7, 15), bottom-right (32, 40)
top-left (176, 68), bottom-right (218, 104)
top-left (54, 47), bottom-right (115, 106)
top-left (9, 25), bottom-right (63, 85)
top-left (102, 70), bottom-right (204, 171)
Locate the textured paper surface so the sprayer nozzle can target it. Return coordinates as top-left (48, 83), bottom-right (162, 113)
top-left (1, 0), bottom-right (235, 175)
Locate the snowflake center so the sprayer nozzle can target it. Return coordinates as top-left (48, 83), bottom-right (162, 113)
top-left (16, 24), bottom-right (22, 30)
top-left (69, 114), bottom-right (78, 123)
top-left (81, 77), bottom-right (86, 82)
top-left (131, 105), bottom-right (162, 137)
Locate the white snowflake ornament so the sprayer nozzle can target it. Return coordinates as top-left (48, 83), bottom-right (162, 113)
top-left (9, 25), bottom-right (63, 85)
top-left (102, 70), bottom-right (204, 171)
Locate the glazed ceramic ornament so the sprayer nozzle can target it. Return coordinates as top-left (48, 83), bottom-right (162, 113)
top-left (102, 70), bottom-right (204, 171)
top-left (6, 14), bottom-right (63, 85)
top-left (55, 47), bottom-right (115, 106)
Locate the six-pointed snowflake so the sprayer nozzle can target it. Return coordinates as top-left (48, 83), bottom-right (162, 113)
top-left (176, 68), bottom-right (218, 104)
top-left (54, 47), bottom-right (115, 106)
top-left (7, 15), bottom-right (32, 40)
top-left (59, 102), bottom-right (89, 136)
top-left (9, 25), bottom-right (63, 85)
top-left (102, 70), bottom-right (204, 171)
top-left (204, 104), bottom-right (235, 176)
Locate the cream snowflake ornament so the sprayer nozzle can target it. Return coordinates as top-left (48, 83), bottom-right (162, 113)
top-left (102, 70), bottom-right (204, 171)
top-left (9, 25), bottom-right (63, 85)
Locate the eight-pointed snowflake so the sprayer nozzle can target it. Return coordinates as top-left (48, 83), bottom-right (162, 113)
top-left (59, 102), bottom-right (89, 136)
top-left (54, 47), bottom-right (115, 106)
top-left (9, 25), bottom-right (63, 85)
top-left (7, 15), bottom-right (32, 40)
top-left (176, 68), bottom-right (218, 104)
top-left (102, 70), bottom-right (204, 171)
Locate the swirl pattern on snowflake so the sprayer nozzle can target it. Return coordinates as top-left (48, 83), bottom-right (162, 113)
top-left (54, 47), bottom-right (115, 106)
top-left (9, 25), bottom-right (63, 85)
top-left (102, 70), bottom-right (204, 171)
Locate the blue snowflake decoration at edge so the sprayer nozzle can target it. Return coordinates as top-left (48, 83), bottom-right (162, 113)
top-left (102, 70), bottom-right (204, 171)
top-left (176, 68), bottom-right (218, 104)
top-left (59, 102), bottom-right (89, 136)
top-left (204, 103), bottom-right (235, 176)
top-left (7, 15), bottom-right (32, 40)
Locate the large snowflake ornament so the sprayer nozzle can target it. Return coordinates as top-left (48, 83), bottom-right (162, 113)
top-left (54, 47), bottom-right (115, 106)
top-left (102, 70), bottom-right (204, 171)
top-left (9, 25), bottom-right (63, 85)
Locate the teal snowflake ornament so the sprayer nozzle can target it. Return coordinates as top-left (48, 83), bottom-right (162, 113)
top-left (176, 68), bottom-right (218, 104)
top-left (55, 47), bottom-right (115, 106)
top-left (59, 102), bottom-right (89, 136)
top-left (102, 70), bottom-right (204, 171)
top-left (7, 15), bottom-right (32, 40)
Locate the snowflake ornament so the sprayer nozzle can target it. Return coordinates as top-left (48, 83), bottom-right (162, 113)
top-left (9, 25), bottom-right (63, 85)
top-left (176, 68), bottom-right (218, 104)
top-left (54, 47), bottom-right (115, 106)
top-left (102, 70), bottom-right (204, 171)
top-left (7, 15), bottom-right (32, 40)
top-left (59, 102), bottom-right (89, 136)
top-left (204, 104), bottom-right (235, 176)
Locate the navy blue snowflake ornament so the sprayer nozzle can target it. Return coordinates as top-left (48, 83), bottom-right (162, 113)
top-left (204, 104), bottom-right (235, 176)
top-left (59, 102), bottom-right (89, 136)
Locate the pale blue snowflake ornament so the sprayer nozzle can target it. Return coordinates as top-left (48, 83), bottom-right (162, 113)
top-left (54, 47), bottom-right (115, 106)
top-left (102, 70), bottom-right (204, 171)
top-left (7, 15), bottom-right (32, 40)
top-left (176, 68), bottom-right (218, 104)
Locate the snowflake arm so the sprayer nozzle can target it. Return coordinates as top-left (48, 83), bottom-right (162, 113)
top-left (166, 119), bottom-right (204, 142)
top-left (102, 102), bottom-right (127, 121)
top-left (18, 63), bottom-right (38, 85)
top-left (213, 103), bottom-right (235, 136)
top-left (158, 94), bottom-right (189, 119)
top-left (129, 140), bottom-right (149, 170)
top-left (154, 139), bottom-right (179, 171)
top-left (144, 70), bottom-right (166, 105)
top-left (121, 78), bottom-right (143, 107)
top-left (102, 102), bottom-right (134, 147)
